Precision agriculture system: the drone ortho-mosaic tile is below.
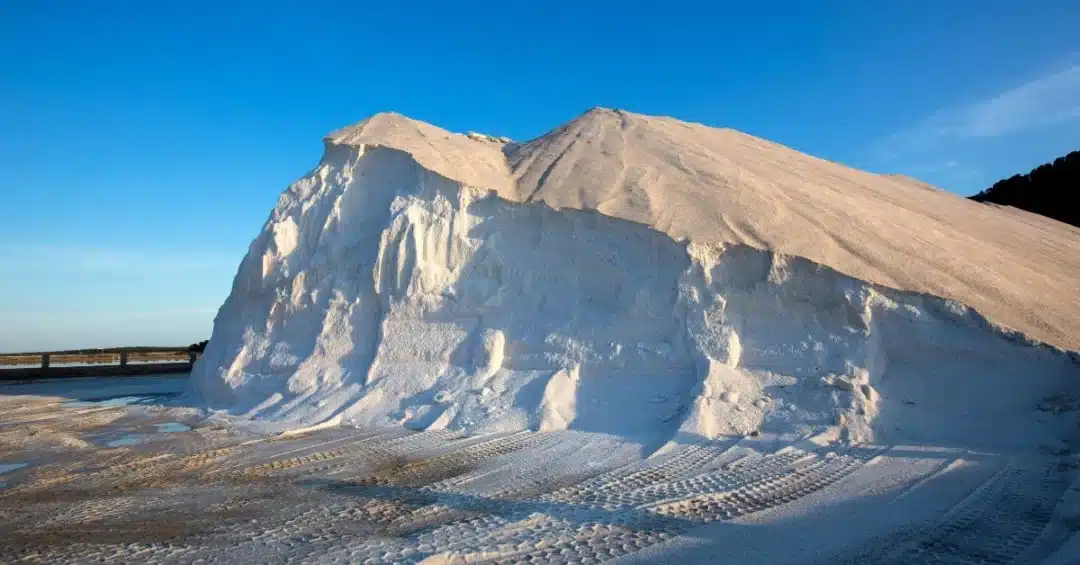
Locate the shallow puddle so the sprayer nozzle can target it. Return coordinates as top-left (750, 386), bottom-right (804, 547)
top-left (100, 422), bottom-right (191, 448)
top-left (61, 393), bottom-right (176, 409)
top-left (0, 462), bottom-right (29, 474)
top-left (154, 421), bottom-right (192, 433)
top-left (104, 436), bottom-right (144, 449)
top-left (105, 434), bottom-right (145, 448)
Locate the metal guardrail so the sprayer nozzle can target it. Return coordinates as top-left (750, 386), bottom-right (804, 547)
top-left (0, 349), bottom-right (203, 381)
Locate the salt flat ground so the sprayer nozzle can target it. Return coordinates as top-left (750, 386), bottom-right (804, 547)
top-left (1, 376), bottom-right (1078, 564)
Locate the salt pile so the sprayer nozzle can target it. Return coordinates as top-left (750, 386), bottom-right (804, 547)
top-left (190, 109), bottom-right (1080, 447)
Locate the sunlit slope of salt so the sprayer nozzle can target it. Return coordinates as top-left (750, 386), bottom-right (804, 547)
top-left (328, 109), bottom-right (1080, 351)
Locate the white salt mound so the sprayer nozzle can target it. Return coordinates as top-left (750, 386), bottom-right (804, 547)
top-left (190, 109), bottom-right (1080, 448)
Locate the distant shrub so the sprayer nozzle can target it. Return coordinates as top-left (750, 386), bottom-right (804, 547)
top-left (188, 340), bottom-right (210, 352)
top-left (970, 151), bottom-right (1079, 228)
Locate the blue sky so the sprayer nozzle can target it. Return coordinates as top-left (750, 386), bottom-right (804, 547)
top-left (1, 1), bottom-right (1078, 352)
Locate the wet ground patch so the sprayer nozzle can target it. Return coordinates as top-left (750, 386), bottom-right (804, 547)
top-left (60, 392), bottom-right (179, 410)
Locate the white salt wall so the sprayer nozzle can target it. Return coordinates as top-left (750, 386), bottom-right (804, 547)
top-left (191, 145), bottom-right (1080, 448)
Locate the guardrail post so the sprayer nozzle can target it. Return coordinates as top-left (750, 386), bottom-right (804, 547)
top-left (119, 352), bottom-right (128, 367)
top-left (41, 353), bottom-right (50, 369)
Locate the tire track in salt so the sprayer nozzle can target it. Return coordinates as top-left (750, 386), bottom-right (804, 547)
top-left (649, 448), bottom-right (881, 521)
top-left (414, 449), bottom-right (800, 560)
top-left (471, 448), bottom-right (883, 565)
top-left (871, 461), bottom-right (1072, 565)
top-left (541, 440), bottom-right (740, 508)
top-left (562, 448), bottom-right (813, 510)
top-left (202, 431), bottom-right (565, 564)
top-left (359, 431), bottom-right (556, 488)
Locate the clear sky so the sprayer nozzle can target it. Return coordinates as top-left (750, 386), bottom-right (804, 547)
top-left (2, 1), bottom-right (1078, 352)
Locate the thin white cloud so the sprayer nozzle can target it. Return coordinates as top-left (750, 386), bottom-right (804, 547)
top-left (878, 63), bottom-right (1080, 160)
top-left (950, 64), bottom-right (1080, 137)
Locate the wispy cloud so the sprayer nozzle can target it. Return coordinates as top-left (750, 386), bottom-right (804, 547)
top-left (871, 62), bottom-right (1080, 192)
top-left (878, 63), bottom-right (1080, 160)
